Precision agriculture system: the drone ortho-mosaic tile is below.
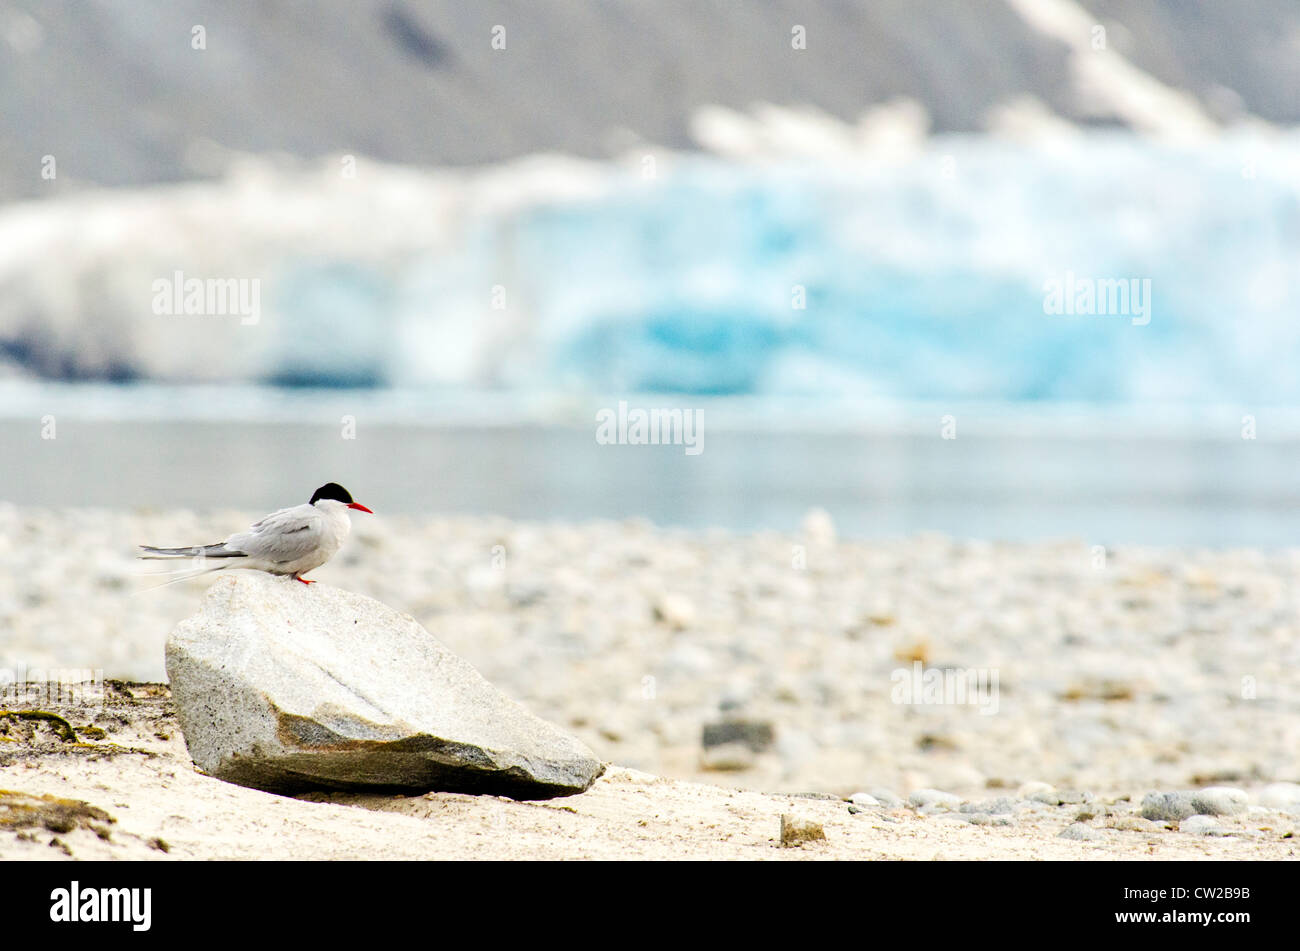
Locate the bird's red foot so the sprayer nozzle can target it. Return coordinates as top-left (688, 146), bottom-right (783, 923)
top-left (294, 575), bottom-right (315, 585)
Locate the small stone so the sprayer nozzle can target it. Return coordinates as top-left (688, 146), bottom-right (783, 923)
top-left (847, 792), bottom-right (880, 808)
top-left (960, 797), bottom-right (1018, 815)
top-left (652, 593), bottom-right (697, 630)
top-left (1140, 792), bottom-right (1197, 822)
top-left (1259, 783), bottom-right (1300, 811)
top-left (863, 788), bottom-right (903, 809)
top-left (908, 789), bottom-right (962, 810)
top-left (506, 584), bottom-right (546, 608)
top-left (1190, 787), bottom-right (1248, 816)
top-left (1017, 781), bottom-right (1058, 804)
top-left (1107, 815), bottom-right (1162, 833)
top-left (780, 814), bottom-right (826, 847)
top-left (702, 720), bottom-right (775, 753)
top-left (1179, 815), bottom-right (1227, 836)
top-left (1059, 823), bottom-right (1105, 841)
top-left (966, 813), bottom-right (1015, 826)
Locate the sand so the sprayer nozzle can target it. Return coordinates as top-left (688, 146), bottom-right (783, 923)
top-left (0, 685), bottom-right (1294, 861)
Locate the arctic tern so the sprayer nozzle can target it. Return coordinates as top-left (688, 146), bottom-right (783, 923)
top-left (139, 482), bottom-right (373, 584)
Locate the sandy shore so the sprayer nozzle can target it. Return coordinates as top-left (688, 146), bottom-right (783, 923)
top-left (0, 685), bottom-right (1295, 861)
top-left (2, 504), bottom-right (1300, 858)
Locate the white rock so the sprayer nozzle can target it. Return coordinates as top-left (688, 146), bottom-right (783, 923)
top-left (1141, 791), bottom-right (1197, 821)
top-left (1180, 815), bottom-right (1227, 836)
top-left (848, 792), bottom-right (880, 807)
top-left (1017, 780), bottom-right (1055, 801)
top-left (652, 593), bottom-right (697, 630)
top-left (166, 573), bottom-right (605, 798)
top-left (1058, 823), bottom-right (1104, 841)
top-left (863, 788), bottom-right (903, 808)
top-left (1190, 786), bottom-right (1248, 816)
top-left (1259, 782), bottom-right (1300, 811)
top-left (908, 788), bottom-right (962, 810)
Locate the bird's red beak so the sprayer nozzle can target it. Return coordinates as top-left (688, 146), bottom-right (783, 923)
top-left (347, 502), bottom-right (373, 514)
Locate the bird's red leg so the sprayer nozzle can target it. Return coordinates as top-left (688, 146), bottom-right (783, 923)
top-left (293, 574), bottom-right (315, 585)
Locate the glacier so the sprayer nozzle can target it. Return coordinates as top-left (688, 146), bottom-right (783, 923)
top-left (0, 133), bottom-right (1297, 405)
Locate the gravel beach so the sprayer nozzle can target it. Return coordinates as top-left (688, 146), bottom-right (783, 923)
top-left (2, 503), bottom-right (1299, 858)
top-left (0, 686), bottom-right (1296, 861)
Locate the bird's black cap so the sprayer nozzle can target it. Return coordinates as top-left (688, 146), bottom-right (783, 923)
top-left (310, 482), bottom-right (355, 505)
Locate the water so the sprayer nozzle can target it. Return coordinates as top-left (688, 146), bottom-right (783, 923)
top-left (2, 386), bottom-right (1296, 547)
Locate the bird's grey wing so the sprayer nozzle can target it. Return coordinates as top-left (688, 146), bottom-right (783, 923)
top-left (139, 542), bottom-right (245, 559)
top-left (225, 506), bottom-right (323, 565)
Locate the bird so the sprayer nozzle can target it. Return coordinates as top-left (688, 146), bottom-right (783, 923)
top-left (139, 483), bottom-right (373, 585)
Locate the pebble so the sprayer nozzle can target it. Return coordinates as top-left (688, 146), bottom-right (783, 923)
top-left (847, 792), bottom-right (880, 808)
top-left (863, 788), bottom-right (903, 809)
top-left (965, 813), bottom-right (1015, 826)
top-left (1140, 792), bottom-right (1197, 821)
top-left (1190, 787), bottom-right (1248, 816)
top-left (1017, 781), bottom-right (1055, 800)
top-left (1058, 823), bottom-right (1105, 841)
top-left (702, 720), bottom-right (775, 753)
top-left (1259, 782), bottom-right (1300, 811)
top-left (1179, 815), bottom-right (1227, 836)
top-left (908, 789), bottom-right (962, 810)
top-left (1026, 787), bottom-right (1092, 806)
top-left (960, 797), bottom-right (1019, 815)
top-left (652, 593), bottom-right (697, 630)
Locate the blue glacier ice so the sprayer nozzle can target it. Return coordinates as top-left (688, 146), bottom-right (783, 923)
top-left (2, 133), bottom-right (1297, 406)
top-left (373, 136), bottom-right (1300, 404)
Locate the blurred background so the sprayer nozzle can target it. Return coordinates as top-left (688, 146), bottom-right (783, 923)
top-left (5, 2), bottom-right (1300, 801)
top-left (2, 0), bottom-right (1300, 544)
